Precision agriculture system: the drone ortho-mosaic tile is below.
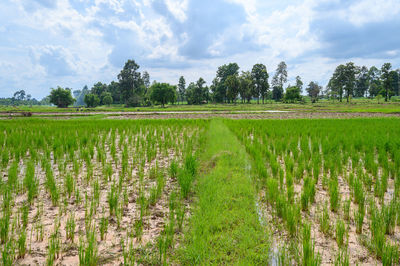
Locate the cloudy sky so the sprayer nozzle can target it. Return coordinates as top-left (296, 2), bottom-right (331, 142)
top-left (1, 0), bottom-right (399, 98)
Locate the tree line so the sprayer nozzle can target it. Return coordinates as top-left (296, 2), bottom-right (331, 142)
top-left (2, 59), bottom-right (399, 107)
top-left (327, 62), bottom-right (400, 102)
top-left (0, 90), bottom-right (50, 106)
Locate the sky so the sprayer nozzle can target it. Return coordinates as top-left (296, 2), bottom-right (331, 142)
top-left (0, 0), bottom-right (400, 99)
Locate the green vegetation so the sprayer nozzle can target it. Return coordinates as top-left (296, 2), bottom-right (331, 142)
top-left (1, 116), bottom-right (400, 264)
top-left (226, 118), bottom-right (400, 264)
top-left (180, 120), bottom-right (269, 264)
top-left (0, 118), bottom-right (207, 264)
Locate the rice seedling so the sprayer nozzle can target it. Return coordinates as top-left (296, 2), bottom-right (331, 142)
top-left (99, 211), bottom-right (108, 241)
top-left (64, 172), bottom-right (75, 198)
top-left (334, 248), bottom-right (349, 266)
top-left (355, 203), bottom-right (365, 234)
top-left (78, 230), bottom-right (98, 266)
top-left (66, 213), bottom-right (76, 243)
top-left (177, 156), bottom-right (197, 199)
top-left (319, 202), bottom-right (331, 236)
top-left (24, 161), bottom-right (38, 204)
top-left (122, 237), bottom-right (135, 266)
top-left (302, 222), bottom-right (321, 265)
top-left (20, 203), bottom-right (29, 229)
top-left (343, 198), bottom-right (351, 221)
top-left (286, 203), bottom-right (301, 237)
top-left (108, 182), bottom-right (119, 216)
top-left (47, 221), bottom-right (61, 266)
top-left (381, 242), bottom-right (400, 266)
top-left (335, 219), bottom-right (347, 248)
top-left (169, 160), bottom-right (178, 179)
top-left (2, 239), bottom-right (15, 266)
top-left (17, 230), bottom-right (26, 259)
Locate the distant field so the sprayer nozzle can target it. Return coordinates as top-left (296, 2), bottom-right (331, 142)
top-left (1, 98), bottom-right (400, 114)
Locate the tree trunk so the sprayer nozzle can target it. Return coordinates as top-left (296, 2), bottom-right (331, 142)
top-left (385, 89), bottom-right (388, 102)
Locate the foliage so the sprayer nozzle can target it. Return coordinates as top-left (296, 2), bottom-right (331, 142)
top-left (186, 78), bottom-right (209, 105)
top-left (251, 63), bottom-right (269, 104)
top-left (150, 82), bottom-right (176, 107)
top-left (306, 81), bottom-right (322, 103)
top-left (117, 59), bottom-right (144, 107)
top-left (284, 86), bottom-right (301, 103)
top-left (49, 87), bottom-right (75, 108)
top-left (84, 94), bottom-right (100, 108)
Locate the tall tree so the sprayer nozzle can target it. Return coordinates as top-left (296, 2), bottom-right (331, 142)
top-left (389, 70), bottom-right (399, 96)
top-left (272, 86), bottom-right (283, 101)
top-left (225, 75), bottom-right (240, 103)
top-left (251, 64), bottom-right (269, 104)
top-left (343, 62), bottom-right (357, 102)
top-left (239, 71), bottom-right (253, 103)
top-left (197, 77), bottom-right (209, 103)
top-left (355, 66), bottom-right (369, 97)
top-left (368, 66), bottom-right (381, 97)
top-left (295, 76), bottom-right (303, 94)
top-left (142, 71), bottom-right (150, 89)
top-left (272, 61), bottom-right (288, 88)
top-left (381, 63), bottom-right (392, 102)
top-left (13, 90), bottom-right (26, 101)
top-left (108, 81), bottom-right (121, 104)
top-left (306, 81), bottom-right (322, 103)
top-left (214, 63), bottom-right (240, 103)
top-left (117, 59), bottom-right (143, 106)
top-left (328, 64), bottom-right (347, 102)
top-left (186, 78), bottom-right (208, 104)
top-left (91, 82), bottom-right (108, 98)
top-left (178, 76), bottom-right (186, 104)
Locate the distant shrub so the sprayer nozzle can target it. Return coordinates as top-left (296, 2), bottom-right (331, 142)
top-left (391, 96), bottom-right (400, 102)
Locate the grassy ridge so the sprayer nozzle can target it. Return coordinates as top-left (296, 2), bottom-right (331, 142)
top-left (180, 119), bottom-right (269, 265)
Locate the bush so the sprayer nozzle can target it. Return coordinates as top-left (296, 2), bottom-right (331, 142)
top-left (84, 94), bottom-right (100, 108)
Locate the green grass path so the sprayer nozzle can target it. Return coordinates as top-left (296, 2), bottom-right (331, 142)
top-left (179, 119), bottom-right (269, 265)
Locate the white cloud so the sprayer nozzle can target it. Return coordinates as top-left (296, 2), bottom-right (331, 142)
top-left (346, 0), bottom-right (400, 26)
top-left (165, 0), bottom-right (188, 22)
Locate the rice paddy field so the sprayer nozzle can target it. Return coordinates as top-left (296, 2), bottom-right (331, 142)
top-left (0, 117), bottom-right (400, 265)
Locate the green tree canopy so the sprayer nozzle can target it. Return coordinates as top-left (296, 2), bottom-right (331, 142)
top-left (251, 63), bottom-right (269, 104)
top-left (225, 74), bottom-right (240, 103)
top-left (100, 91), bottom-right (113, 105)
top-left (49, 87), bottom-right (75, 108)
top-left (91, 82), bottom-right (108, 97)
top-left (284, 86), bottom-right (301, 103)
top-left (272, 61), bottom-right (288, 89)
top-left (306, 81), bottom-right (322, 103)
top-left (178, 76), bottom-right (186, 104)
top-left (214, 63), bottom-right (239, 103)
top-left (150, 82), bottom-right (176, 107)
top-left (84, 93), bottom-right (100, 108)
top-left (272, 86), bottom-right (283, 101)
top-left (117, 59), bottom-right (143, 106)
top-left (186, 78), bottom-right (208, 104)
top-left (381, 62), bottom-right (392, 101)
top-left (239, 71), bottom-right (253, 103)
top-left (295, 76), bottom-right (303, 94)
